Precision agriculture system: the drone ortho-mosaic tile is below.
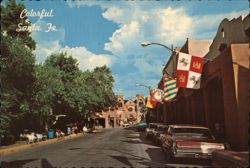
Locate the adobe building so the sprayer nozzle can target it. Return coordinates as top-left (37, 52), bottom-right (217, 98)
top-left (158, 15), bottom-right (249, 151)
top-left (94, 94), bottom-right (145, 128)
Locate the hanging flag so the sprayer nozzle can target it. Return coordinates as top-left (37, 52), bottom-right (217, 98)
top-left (163, 76), bottom-right (178, 102)
top-left (146, 89), bottom-right (163, 109)
top-left (176, 52), bottom-right (205, 89)
top-left (146, 95), bottom-right (154, 109)
top-left (150, 88), bottom-right (163, 107)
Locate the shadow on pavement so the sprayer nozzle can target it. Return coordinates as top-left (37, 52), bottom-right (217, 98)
top-left (68, 147), bottom-right (83, 150)
top-left (1, 159), bottom-right (38, 168)
top-left (137, 161), bottom-right (169, 168)
top-left (125, 135), bottom-right (140, 139)
top-left (41, 158), bottom-right (54, 168)
top-left (146, 148), bottom-right (167, 164)
top-left (109, 155), bottom-right (134, 167)
top-left (112, 149), bottom-right (168, 168)
top-left (123, 127), bottom-right (136, 131)
top-left (123, 127), bottom-right (161, 147)
top-left (121, 139), bottom-right (143, 144)
top-left (138, 131), bottom-right (160, 147)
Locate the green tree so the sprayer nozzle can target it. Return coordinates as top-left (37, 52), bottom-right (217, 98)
top-left (43, 53), bottom-right (117, 128)
top-left (44, 53), bottom-right (81, 122)
top-left (1, 0), bottom-right (36, 50)
top-left (78, 66), bottom-right (117, 114)
top-left (1, 0), bottom-right (36, 140)
top-left (0, 35), bottom-right (36, 138)
top-left (31, 64), bottom-right (64, 131)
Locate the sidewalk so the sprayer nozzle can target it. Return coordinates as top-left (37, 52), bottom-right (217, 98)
top-left (0, 133), bottom-right (83, 156)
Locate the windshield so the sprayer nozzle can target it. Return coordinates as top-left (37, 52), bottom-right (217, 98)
top-left (173, 128), bottom-right (213, 139)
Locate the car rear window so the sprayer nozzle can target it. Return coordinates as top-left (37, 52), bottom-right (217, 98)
top-left (173, 128), bottom-right (213, 139)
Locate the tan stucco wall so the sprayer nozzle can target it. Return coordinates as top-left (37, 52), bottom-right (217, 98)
top-left (199, 44), bottom-right (248, 150)
top-left (231, 44), bottom-right (249, 150)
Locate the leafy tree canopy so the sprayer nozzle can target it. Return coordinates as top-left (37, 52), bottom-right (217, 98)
top-left (1, 0), bottom-right (36, 50)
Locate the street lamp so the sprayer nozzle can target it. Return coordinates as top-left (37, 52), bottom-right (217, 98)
top-left (141, 42), bottom-right (173, 53)
top-left (135, 83), bottom-right (152, 90)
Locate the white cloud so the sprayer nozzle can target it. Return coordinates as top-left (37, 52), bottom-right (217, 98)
top-left (155, 7), bottom-right (193, 44)
top-left (60, 46), bottom-right (112, 71)
top-left (32, 20), bottom-right (113, 71)
top-left (101, 6), bottom-right (194, 59)
top-left (31, 20), bottom-right (65, 62)
top-left (104, 21), bottom-right (141, 56)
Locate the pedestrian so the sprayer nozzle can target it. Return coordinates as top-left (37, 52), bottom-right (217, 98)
top-left (67, 127), bottom-right (71, 136)
top-left (55, 129), bottom-right (59, 138)
top-left (73, 125), bottom-right (78, 134)
top-left (83, 126), bottom-right (88, 134)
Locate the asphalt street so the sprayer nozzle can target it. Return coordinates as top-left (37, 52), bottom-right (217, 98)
top-left (0, 127), bottom-right (211, 168)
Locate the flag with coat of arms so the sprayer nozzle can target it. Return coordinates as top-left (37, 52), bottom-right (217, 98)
top-left (146, 88), bottom-right (163, 109)
top-left (163, 75), bottom-right (178, 102)
top-left (176, 52), bottom-right (205, 89)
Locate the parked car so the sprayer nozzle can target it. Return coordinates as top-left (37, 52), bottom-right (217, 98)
top-left (122, 122), bottom-right (129, 128)
top-left (161, 124), bottom-right (228, 161)
top-left (152, 124), bottom-right (168, 145)
top-left (136, 122), bottom-right (147, 131)
top-left (145, 123), bottom-right (159, 139)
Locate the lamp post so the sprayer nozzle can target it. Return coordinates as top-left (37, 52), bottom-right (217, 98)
top-left (135, 83), bottom-right (152, 91)
top-left (141, 42), bottom-right (173, 53)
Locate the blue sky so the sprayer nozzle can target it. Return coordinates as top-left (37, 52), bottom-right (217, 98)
top-left (12, 0), bottom-right (249, 99)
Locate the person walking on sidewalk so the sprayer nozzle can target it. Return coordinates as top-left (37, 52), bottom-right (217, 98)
top-left (82, 126), bottom-right (88, 135)
top-left (67, 127), bottom-right (71, 136)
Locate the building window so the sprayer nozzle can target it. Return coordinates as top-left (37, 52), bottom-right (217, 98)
top-left (221, 28), bottom-right (224, 38)
top-left (118, 99), bottom-right (123, 107)
top-left (128, 107), bottom-right (133, 112)
top-left (139, 100), bottom-right (144, 107)
top-left (219, 28), bottom-right (227, 52)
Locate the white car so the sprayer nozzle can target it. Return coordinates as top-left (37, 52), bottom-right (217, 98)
top-left (122, 123), bottom-right (129, 127)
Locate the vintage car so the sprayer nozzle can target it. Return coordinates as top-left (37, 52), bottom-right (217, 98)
top-left (136, 122), bottom-right (147, 131)
top-left (161, 124), bottom-right (227, 161)
top-left (122, 121), bottom-right (130, 128)
top-left (152, 124), bottom-right (168, 145)
top-left (145, 123), bottom-right (159, 139)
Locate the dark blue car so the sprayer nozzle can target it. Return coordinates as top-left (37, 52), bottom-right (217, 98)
top-left (136, 122), bottom-right (147, 131)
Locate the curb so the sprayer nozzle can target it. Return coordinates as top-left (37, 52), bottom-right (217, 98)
top-left (0, 133), bottom-right (84, 155)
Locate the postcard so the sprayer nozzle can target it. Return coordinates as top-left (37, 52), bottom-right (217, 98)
top-left (0, 0), bottom-right (249, 167)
